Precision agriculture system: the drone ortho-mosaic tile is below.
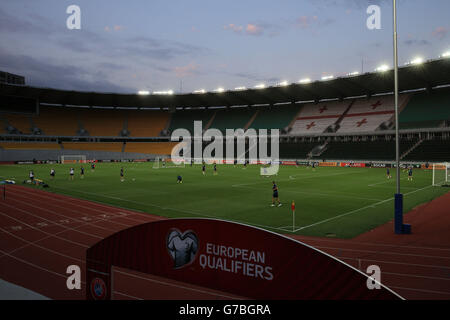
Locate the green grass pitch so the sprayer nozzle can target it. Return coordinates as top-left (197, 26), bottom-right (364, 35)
top-left (1, 162), bottom-right (448, 238)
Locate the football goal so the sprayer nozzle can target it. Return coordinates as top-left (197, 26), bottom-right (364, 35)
top-left (153, 157), bottom-right (185, 169)
top-left (432, 162), bottom-right (450, 186)
top-left (60, 155), bottom-right (87, 164)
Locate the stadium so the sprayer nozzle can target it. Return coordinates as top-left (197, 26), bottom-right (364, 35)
top-left (0, 0), bottom-right (449, 305)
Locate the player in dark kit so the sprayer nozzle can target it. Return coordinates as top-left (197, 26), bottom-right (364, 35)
top-left (386, 168), bottom-right (392, 179)
top-left (91, 162), bottom-right (95, 172)
top-left (213, 163), bottom-right (218, 175)
top-left (120, 167), bottom-right (124, 182)
top-left (80, 166), bottom-right (85, 179)
top-left (177, 175), bottom-right (183, 184)
top-left (408, 167), bottom-right (413, 181)
top-left (202, 162), bottom-right (206, 175)
top-left (271, 181), bottom-right (282, 207)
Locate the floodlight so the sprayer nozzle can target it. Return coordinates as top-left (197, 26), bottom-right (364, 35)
top-left (153, 90), bottom-right (174, 95)
top-left (299, 78), bottom-right (311, 84)
top-left (410, 57), bottom-right (424, 65)
top-left (375, 64), bottom-right (390, 72)
top-left (321, 75), bottom-right (334, 81)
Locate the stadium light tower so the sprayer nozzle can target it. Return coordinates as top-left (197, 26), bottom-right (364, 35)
top-left (393, 0), bottom-right (410, 235)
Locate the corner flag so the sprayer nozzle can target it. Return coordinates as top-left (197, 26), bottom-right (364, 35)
top-left (292, 200), bottom-right (296, 232)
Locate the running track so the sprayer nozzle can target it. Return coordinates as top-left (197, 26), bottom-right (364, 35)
top-left (0, 185), bottom-right (449, 300)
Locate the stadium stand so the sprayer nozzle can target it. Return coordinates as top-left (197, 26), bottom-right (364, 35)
top-left (33, 107), bottom-right (80, 136)
top-left (337, 95), bottom-right (409, 133)
top-left (79, 109), bottom-right (127, 136)
top-left (0, 142), bottom-right (61, 150)
top-left (209, 108), bottom-right (256, 133)
top-left (399, 88), bottom-right (450, 129)
top-left (290, 101), bottom-right (351, 134)
top-left (313, 139), bottom-right (418, 161)
top-left (2, 113), bottom-right (32, 134)
top-left (62, 142), bottom-right (124, 152)
top-left (3, 107), bottom-right (172, 137)
top-left (249, 104), bottom-right (301, 131)
top-left (124, 142), bottom-right (178, 155)
top-left (127, 110), bottom-right (170, 137)
top-left (279, 142), bottom-right (319, 159)
top-left (168, 109), bottom-right (215, 134)
top-left (403, 138), bottom-right (450, 162)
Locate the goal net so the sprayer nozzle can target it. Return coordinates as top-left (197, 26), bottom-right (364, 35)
top-left (432, 162), bottom-right (450, 186)
top-left (153, 157), bottom-right (185, 169)
top-left (60, 155), bottom-right (87, 164)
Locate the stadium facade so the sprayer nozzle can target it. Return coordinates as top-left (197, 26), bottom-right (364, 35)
top-left (0, 58), bottom-right (449, 164)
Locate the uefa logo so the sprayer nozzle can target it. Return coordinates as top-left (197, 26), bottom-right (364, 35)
top-left (167, 229), bottom-right (199, 269)
top-left (90, 277), bottom-right (107, 300)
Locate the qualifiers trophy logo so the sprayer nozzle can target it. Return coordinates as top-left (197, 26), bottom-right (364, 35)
top-left (167, 229), bottom-right (198, 269)
top-left (90, 277), bottom-right (107, 300)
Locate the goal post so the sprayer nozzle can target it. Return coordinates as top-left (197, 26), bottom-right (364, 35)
top-left (60, 155), bottom-right (87, 164)
top-left (152, 157), bottom-right (185, 169)
top-left (432, 162), bottom-right (449, 186)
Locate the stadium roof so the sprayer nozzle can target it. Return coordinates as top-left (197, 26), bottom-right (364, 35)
top-left (1, 58), bottom-right (450, 110)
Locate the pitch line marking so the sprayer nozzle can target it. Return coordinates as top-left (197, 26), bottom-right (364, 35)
top-left (234, 185), bottom-right (385, 202)
top-left (368, 178), bottom-right (406, 187)
top-left (294, 185), bottom-right (434, 232)
top-left (231, 170), bottom-right (363, 187)
top-left (368, 177), bottom-right (417, 188)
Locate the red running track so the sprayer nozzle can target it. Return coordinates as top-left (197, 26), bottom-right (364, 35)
top-left (0, 185), bottom-right (243, 300)
top-left (0, 185), bottom-right (166, 299)
top-left (0, 185), bottom-right (449, 299)
top-left (292, 191), bottom-right (450, 300)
